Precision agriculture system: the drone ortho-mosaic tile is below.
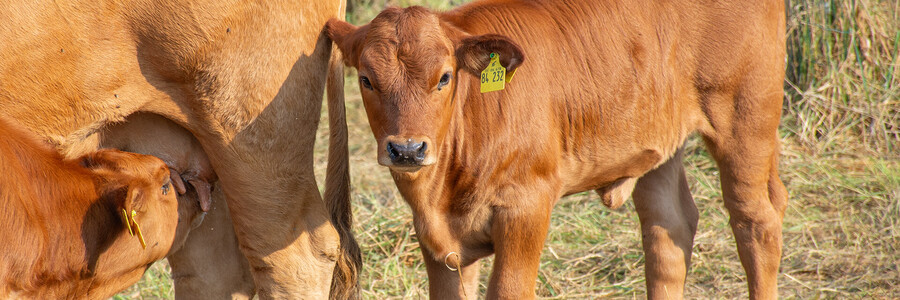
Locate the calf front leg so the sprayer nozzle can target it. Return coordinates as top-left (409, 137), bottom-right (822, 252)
top-left (421, 244), bottom-right (482, 300)
top-left (487, 203), bottom-right (552, 300)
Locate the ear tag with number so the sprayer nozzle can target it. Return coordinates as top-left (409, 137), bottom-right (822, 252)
top-left (480, 53), bottom-right (506, 93)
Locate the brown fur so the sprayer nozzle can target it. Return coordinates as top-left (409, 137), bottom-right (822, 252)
top-left (327, 1), bottom-right (787, 299)
top-left (0, 0), bottom-right (358, 298)
top-left (0, 118), bottom-right (179, 299)
top-left (100, 113), bottom-right (256, 298)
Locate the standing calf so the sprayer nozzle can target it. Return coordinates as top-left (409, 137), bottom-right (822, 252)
top-left (326, 0), bottom-right (787, 299)
top-left (0, 118), bottom-right (179, 299)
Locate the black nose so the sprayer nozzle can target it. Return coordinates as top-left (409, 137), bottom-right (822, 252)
top-left (387, 140), bottom-right (427, 165)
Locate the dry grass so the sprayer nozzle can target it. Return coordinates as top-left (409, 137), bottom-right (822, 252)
top-left (122, 0), bottom-right (898, 298)
top-left (785, 0), bottom-right (899, 155)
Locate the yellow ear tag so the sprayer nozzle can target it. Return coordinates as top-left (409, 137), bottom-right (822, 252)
top-left (480, 53), bottom-right (506, 93)
top-left (121, 209), bottom-right (133, 236)
top-left (505, 68), bottom-right (517, 83)
top-left (131, 210), bottom-right (146, 249)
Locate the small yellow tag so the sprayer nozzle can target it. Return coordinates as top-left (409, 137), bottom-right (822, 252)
top-left (131, 210), bottom-right (146, 249)
top-left (505, 68), bottom-right (516, 83)
top-left (134, 221), bottom-right (146, 249)
top-left (480, 53), bottom-right (506, 93)
top-left (122, 209), bottom-right (133, 236)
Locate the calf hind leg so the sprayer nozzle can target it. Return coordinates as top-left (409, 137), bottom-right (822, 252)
top-left (705, 135), bottom-right (786, 300)
top-left (701, 85), bottom-right (788, 299)
top-left (632, 148), bottom-right (698, 299)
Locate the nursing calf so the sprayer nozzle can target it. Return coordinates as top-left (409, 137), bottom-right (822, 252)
top-left (100, 113), bottom-right (255, 298)
top-left (0, 118), bottom-right (179, 298)
top-left (327, 0), bottom-right (787, 299)
top-left (101, 113), bottom-right (218, 248)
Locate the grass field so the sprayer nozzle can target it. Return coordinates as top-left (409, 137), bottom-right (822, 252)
top-left (121, 0), bottom-right (898, 298)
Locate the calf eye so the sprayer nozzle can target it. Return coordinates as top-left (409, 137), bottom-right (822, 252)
top-left (437, 72), bottom-right (451, 91)
top-left (161, 182), bottom-right (170, 195)
top-left (360, 76), bottom-right (373, 90)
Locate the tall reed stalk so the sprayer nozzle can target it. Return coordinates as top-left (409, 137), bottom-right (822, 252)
top-left (785, 0), bottom-right (899, 156)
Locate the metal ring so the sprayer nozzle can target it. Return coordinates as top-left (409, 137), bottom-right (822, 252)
top-left (444, 251), bottom-right (459, 271)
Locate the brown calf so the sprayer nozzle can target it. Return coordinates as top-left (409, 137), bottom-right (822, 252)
top-left (327, 0), bottom-right (787, 299)
top-left (0, 118), bottom-right (179, 299)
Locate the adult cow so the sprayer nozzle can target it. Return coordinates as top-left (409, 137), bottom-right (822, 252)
top-left (0, 0), bottom-right (358, 298)
top-left (0, 118), bottom-right (179, 298)
top-left (326, 1), bottom-right (787, 299)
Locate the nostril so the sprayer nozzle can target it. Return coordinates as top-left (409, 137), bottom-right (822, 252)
top-left (387, 142), bottom-right (400, 159)
top-left (415, 142), bottom-right (427, 160)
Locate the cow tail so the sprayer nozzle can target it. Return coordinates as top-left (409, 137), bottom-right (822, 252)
top-left (325, 44), bottom-right (361, 300)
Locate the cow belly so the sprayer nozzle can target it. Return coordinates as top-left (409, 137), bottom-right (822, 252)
top-left (560, 93), bottom-right (705, 201)
top-left (562, 147), bottom-right (663, 194)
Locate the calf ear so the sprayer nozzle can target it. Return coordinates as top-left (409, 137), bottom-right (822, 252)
top-left (455, 34), bottom-right (525, 76)
top-left (80, 149), bottom-right (125, 172)
top-left (325, 18), bottom-right (367, 68)
top-left (117, 185), bottom-right (150, 248)
top-left (120, 185), bottom-right (146, 214)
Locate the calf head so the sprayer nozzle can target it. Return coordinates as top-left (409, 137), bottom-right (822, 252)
top-left (80, 149), bottom-right (179, 251)
top-left (326, 6), bottom-right (524, 172)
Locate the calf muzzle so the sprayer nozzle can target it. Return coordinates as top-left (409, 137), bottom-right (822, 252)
top-left (387, 139), bottom-right (427, 166)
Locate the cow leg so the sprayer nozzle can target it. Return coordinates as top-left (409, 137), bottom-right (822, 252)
top-left (487, 203), bottom-right (552, 299)
top-left (221, 182), bottom-right (340, 299)
top-left (632, 148), bottom-right (698, 299)
top-left (167, 184), bottom-right (255, 299)
top-left (704, 135), bottom-right (786, 300)
top-left (701, 88), bottom-right (787, 299)
top-left (421, 245), bottom-right (482, 300)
